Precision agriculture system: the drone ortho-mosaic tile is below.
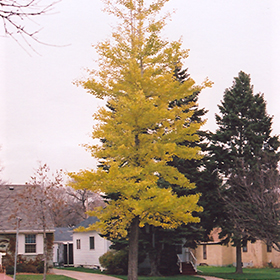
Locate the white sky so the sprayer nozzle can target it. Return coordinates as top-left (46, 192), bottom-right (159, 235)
top-left (1, 0), bottom-right (280, 184)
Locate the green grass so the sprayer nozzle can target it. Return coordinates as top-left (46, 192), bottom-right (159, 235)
top-left (113, 276), bottom-right (203, 280)
top-left (198, 266), bottom-right (280, 279)
top-left (16, 275), bottom-right (74, 280)
top-left (56, 266), bottom-right (104, 274)
top-left (56, 267), bottom-right (204, 280)
top-left (55, 266), bottom-right (280, 280)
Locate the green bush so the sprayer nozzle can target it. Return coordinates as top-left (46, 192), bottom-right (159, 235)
top-left (36, 261), bottom-right (44, 273)
top-left (99, 250), bottom-right (128, 275)
top-left (5, 256), bottom-right (46, 274)
top-left (6, 266), bottom-right (14, 275)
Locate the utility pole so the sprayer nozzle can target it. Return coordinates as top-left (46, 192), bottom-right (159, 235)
top-left (13, 217), bottom-right (21, 280)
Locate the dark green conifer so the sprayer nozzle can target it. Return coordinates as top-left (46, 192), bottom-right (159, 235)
top-left (211, 71), bottom-right (280, 273)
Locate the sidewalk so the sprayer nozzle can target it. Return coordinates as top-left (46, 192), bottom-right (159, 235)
top-left (0, 273), bottom-right (13, 280)
top-left (52, 269), bottom-right (120, 280)
top-left (196, 276), bottom-right (224, 280)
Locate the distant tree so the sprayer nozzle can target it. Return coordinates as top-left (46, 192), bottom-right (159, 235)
top-left (211, 71), bottom-right (280, 273)
top-left (224, 157), bottom-right (280, 252)
top-left (25, 163), bottom-right (105, 228)
top-left (65, 185), bottom-right (105, 222)
top-left (0, 0), bottom-right (59, 47)
top-left (0, 180), bottom-right (7, 213)
top-left (17, 163), bottom-right (63, 280)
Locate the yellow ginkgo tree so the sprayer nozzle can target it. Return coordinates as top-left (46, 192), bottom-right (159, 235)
top-left (70, 0), bottom-right (212, 279)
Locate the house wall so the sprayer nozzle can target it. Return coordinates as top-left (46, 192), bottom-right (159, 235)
top-left (221, 244), bottom-right (234, 266)
top-left (266, 247), bottom-right (280, 267)
top-left (0, 253), bottom-right (4, 266)
top-left (196, 240), bottom-right (280, 268)
top-left (241, 240), bottom-right (262, 267)
top-left (73, 231), bottom-right (110, 267)
top-left (196, 244), bottom-right (233, 266)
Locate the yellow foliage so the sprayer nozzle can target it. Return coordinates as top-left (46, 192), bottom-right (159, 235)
top-left (69, 0), bottom-right (212, 239)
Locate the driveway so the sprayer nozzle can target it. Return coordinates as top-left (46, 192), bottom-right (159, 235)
top-left (0, 273), bottom-right (13, 280)
top-left (52, 269), bottom-right (121, 280)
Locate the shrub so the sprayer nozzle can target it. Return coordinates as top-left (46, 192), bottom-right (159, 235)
top-left (17, 262), bottom-right (27, 272)
top-left (268, 261), bottom-right (274, 268)
top-left (36, 261), bottom-right (44, 273)
top-left (99, 250), bottom-right (128, 275)
top-left (4, 255), bottom-right (46, 274)
top-left (26, 264), bottom-right (38, 273)
top-left (6, 266), bottom-right (14, 275)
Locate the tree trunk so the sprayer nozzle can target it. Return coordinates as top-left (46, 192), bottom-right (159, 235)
top-left (43, 232), bottom-right (47, 280)
top-left (42, 209), bottom-right (47, 280)
top-left (148, 228), bottom-right (162, 276)
top-left (235, 243), bottom-right (243, 274)
top-left (128, 217), bottom-right (139, 280)
top-left (148, 250), bottom-right (162, 276)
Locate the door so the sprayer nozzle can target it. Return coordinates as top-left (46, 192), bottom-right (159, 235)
top-left (63, 243), bottom-right (74, 266)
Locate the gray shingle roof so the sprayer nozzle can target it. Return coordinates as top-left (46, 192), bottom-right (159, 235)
top-left (54, 227), bottom-right (73, 242)
top-left (0, 185), bottom-right (54, 232)
top-left (74, 216), bottom-right (99, 229)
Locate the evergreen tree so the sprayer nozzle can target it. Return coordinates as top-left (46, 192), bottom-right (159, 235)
top-left (69, 1), bottom-right (212, 279)
top-left (148, 65), bottom-right (222, 275)
top-left (170, 65), bottom-right (222, 245)
top-left (211, 71), bottom-right (280, 273)
top-left (129, 65), bottom-right (221, 276)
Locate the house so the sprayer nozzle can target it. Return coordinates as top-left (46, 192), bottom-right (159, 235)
top-left (73, 216), bottom-right (111, 268)
top-left (0, 185), bottom-right (54, 271)
top-left (194, 228), bottom-right (280, 268)
top-left (53, 227), bottom-right (73, 266)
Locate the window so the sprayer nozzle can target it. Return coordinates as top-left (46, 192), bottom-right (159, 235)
top-left (243, 241), bottom-right (248, 253)
top-left (25, 234), bottom-right (36, 253)
top-left (76, 239), bottom-right (81, 250)
top-left (90, 237), bottom-right (95, 250)
top-left (267, 244), bottom-right (272, 252)
top-left (203, 244), bottom-right (207, 260)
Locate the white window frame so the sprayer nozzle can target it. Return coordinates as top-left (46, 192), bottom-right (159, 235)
top-left (25, 234), bottom-right (36, 254)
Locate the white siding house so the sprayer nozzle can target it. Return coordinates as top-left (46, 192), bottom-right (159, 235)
top-left (73, 217), bottom-right (111, 268)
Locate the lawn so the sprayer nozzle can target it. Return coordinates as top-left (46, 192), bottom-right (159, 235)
top-left (198, 266), bottom-right (280, 279)
top-left (55, 266), bottom-right (280, 280)
top-left (56, 266), bottom-right (104, 274)
top-left (116, 276), bottom-right (203, 280)
top-left (16, 275), bottom-right (74, 280)
top-left (56, 267), bottom-right (204, 280)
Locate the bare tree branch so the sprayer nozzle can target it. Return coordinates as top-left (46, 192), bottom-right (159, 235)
top-left (221, 156), bottom-right (280, 251)
top-left (0, 0), bottom-right (60, 49)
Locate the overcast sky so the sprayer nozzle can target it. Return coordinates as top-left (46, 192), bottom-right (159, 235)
top-left (1, 0), bottom-right (280, 184)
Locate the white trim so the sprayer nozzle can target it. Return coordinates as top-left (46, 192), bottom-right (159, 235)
top-left (0, 230), bottom-right (54, 234)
